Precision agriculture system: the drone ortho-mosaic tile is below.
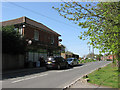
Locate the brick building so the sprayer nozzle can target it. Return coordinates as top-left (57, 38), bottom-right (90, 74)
top-left (61, 51), bottom-right (79, 59)
top-left (2, 16), bottom-right (61, 64)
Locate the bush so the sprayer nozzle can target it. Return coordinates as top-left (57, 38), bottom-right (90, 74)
top-left (2, 25), bottom-right (26, 54)
top-left (106, 59), bottom-right (112, 61)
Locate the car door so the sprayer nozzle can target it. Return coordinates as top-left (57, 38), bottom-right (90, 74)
top-left (60, 57), bottom-right (66, 67)
top-left (57, 57), bottom-right (62, 67)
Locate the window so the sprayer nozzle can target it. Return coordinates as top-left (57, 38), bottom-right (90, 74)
top-left (19, 27), bottom-right (23, 35)
top-left (34, 30), bottom-right (39, 41)
top-left (51, 35), bottom-right (54, 44)
top-left (14, 28), bottom-right (18, 31)
top-left (14, 27), bottom-right (23, 35)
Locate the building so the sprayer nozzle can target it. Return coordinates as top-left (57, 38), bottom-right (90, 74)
top-left (2, 16), bottom-right (61, 65)
top-left (59, 43), bottom-right (66, 53)
top-left (61, 51), bottom-right (79, 59)
top-left (101, 54), bottom-right (116, 61)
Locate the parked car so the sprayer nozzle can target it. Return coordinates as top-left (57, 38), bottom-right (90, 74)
top-left (46, 56), bottom-right (69, 69)
top-left (67, 58), bottom-right (79, 67)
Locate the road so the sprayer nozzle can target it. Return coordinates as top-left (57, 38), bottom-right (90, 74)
top-left (2, 61), bottom-right (111, 88)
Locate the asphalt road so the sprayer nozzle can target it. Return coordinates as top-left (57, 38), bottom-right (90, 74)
top-left (2, 61), bottom-right (111, 88)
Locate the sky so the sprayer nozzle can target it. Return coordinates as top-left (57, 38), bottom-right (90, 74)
top-left (1, 1), bottom-right (100, 57)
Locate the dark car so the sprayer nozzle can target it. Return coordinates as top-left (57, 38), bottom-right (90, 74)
top-left (46, 56), bottom-right (69, 69)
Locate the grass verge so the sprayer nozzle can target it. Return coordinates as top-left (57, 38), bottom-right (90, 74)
top-left (80, 59), bottom-right (96, 64)
top-left (87, 63), bottom-right (118, 88)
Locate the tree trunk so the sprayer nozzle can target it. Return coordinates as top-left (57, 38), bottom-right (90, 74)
top-left (112, 55), bottom-right (114, 63)
top-left (117, 53), bottom-right (120, 72)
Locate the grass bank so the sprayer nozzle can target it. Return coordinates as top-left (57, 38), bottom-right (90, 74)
top-left (86, 63), bottom-right (118, 88)
top-left (80, 59), bottom-right (96, 64)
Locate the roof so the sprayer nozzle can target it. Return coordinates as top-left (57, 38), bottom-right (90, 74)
top-left (59, 43), bottom-right (66, 48)
top-left (65, 51), bottom-right (73, 54)
top-left (2, 16), bottom-right (61, 36)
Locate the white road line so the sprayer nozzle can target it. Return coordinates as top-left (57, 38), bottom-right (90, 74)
top-left (56, 69), bottom-right (73, 72)
top-left (11, 74), bottom-right (48, 83)
top-left (10, 73), bottom-right (47, 81)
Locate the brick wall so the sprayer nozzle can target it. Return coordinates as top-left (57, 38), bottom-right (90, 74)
top-left (24, 24), bottom-right (58, 46)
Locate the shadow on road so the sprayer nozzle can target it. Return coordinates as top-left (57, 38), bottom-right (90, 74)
top-left (2, 67), bottom-right (47, 80)
top-left (2, 64), bottom-right (84, 80)
top-left (57, 63), bottom-right (84, 70)
top-left (72, 63), bottom-right (84, 68)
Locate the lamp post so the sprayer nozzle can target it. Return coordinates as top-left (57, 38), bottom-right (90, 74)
top-left (28, 40), bottom-right (32, 45)
top-left (92, 45), bottom-right (94, 60)
top-left (26, 39), bottom-right (32, 63)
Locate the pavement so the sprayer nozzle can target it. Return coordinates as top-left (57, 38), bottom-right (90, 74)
top-left (67, 78), bottom-right (112, 88)
top-left (1, 61), bottom-right (113, 89)
top-left (65, 78), bottom-right (118, 90)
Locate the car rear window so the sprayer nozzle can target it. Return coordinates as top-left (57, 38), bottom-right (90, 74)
top-left (67, 58), bottom-right (73, 61)
top-left (47, 57), bottom-right (54, 61)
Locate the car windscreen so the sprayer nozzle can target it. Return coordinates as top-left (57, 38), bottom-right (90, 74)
top-left (67, 58), bottom-right (73, 61)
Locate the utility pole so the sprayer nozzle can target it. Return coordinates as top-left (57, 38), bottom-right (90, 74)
top-left (89, 46), bottom-right (90, 55)
top-left (92, 45), bottom-right (94, 60)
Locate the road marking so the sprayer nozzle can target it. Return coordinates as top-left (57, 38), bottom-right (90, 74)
top-left (9, 72), bottom-right (48, 81)
top-left (11, 74), bottom-right (48, 83)
top-left (56, 69), bottom-right (73, 72)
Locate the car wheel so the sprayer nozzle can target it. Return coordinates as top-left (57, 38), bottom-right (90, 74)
top-left (57, 65), bottom-right (61, 69)
top-left (72, 63), bottom-right (74, 67)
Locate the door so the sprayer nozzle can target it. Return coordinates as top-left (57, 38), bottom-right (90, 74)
top-left (47, 49), bottom-right (53, 56)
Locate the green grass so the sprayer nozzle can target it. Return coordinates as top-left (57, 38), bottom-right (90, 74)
top-left (80, 59), bottom-right (96, 64)
top-left (87, 63), bottom-right (118, 88)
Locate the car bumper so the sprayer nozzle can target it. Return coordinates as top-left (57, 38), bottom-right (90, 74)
top-left (46, 64), bottom-right (57, 69)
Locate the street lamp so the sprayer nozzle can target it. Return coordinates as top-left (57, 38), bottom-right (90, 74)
top-left (26, 39), bottom-right (32, 45)
top-left (28, 40), bottom-right (32, 45)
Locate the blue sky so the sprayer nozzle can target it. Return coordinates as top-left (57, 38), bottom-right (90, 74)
top-left (2, 2), bottom-right (100, 57)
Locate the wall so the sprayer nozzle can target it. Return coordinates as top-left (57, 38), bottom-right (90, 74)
top-left (24, 24), bottom-right (59, 46)
top-left (2, 54), bottom-right (24, 71)
top-left (28, 51), bottom-right (47, 62)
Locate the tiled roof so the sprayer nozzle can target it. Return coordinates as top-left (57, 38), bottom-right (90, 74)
top-left (2, 16), bottom-right (61, 36)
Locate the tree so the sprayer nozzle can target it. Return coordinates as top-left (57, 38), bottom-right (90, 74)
top-left (53, 2), bottom-right (120, 70)
top-left (86, 53), bottom-right (94, 59)
top-left (2, 25), bottom-right (26, 54)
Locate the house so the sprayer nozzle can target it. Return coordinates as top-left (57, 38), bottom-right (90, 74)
top-left (101, 54), bottom-right (116, 61)
top-left (61, 51), bottom-right (79, 59)
top-left (2, 16), bottom-right (61, 68)
top-left (59, 43), bottom-right (66, 53)
top-left (58, 44), bottom-right (80, 59)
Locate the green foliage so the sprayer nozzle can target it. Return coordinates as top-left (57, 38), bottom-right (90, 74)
top-left (53, 2), bottom-right (120, 56)
top-left (88, 63), bottom-right (118, 88)
top-left (2, 25), bottom-right (26, 54)
top-left (80, 59), bottom-right (96, 63)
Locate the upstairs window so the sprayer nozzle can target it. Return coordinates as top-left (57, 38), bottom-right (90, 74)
top-left (51, 35), bottom-right (54, 44)
top-left (14, 27), bottom-right (22, 36)
top-left (34, 30), bottom-right (39, 41)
